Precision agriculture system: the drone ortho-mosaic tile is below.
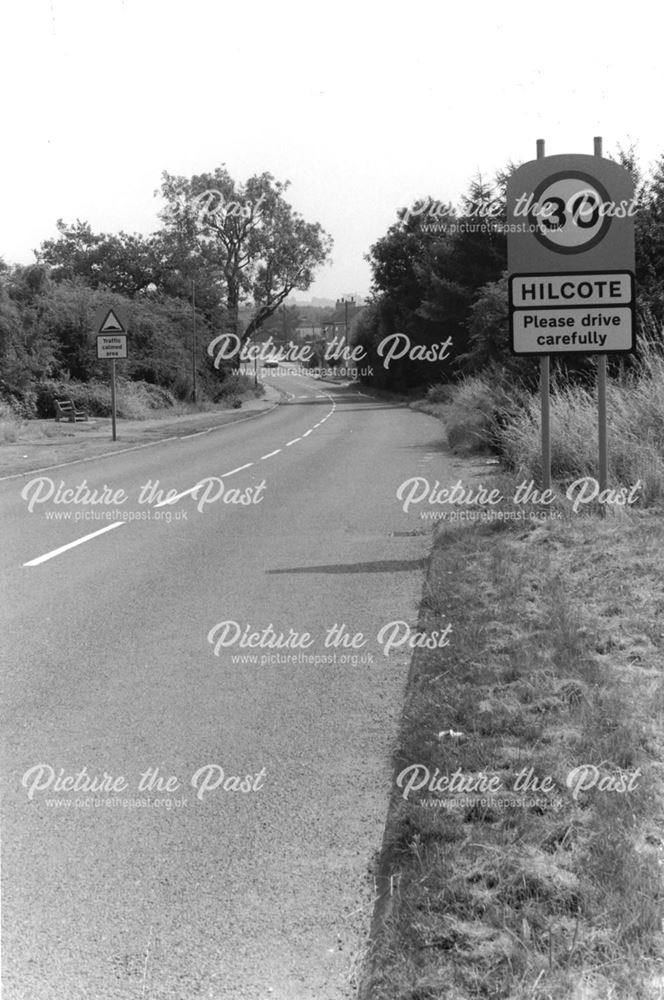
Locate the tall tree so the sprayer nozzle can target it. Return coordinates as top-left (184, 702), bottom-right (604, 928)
top-left (156, 167), bottom-right (332, 348)
top-left (37, 221), bottom-right (160, 297)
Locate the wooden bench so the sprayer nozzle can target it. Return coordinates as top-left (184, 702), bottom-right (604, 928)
top-left (54, 397), bottom-right (88, 422)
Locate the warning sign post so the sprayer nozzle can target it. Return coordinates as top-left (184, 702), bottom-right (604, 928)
top-left (93, 307), bottom-right (129, 441)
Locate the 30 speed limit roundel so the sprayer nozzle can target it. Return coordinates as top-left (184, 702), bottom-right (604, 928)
top-left (529, 171), bottom-right (612, 255)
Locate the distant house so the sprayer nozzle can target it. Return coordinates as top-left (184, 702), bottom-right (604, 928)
top-left (321, 298), bottom-right (364, 346)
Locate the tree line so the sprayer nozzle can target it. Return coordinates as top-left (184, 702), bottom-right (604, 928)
top-left (0, 167), bottom-right (331, 415)
top-left (3, 148), bottom-right (664, 416)
top-left (356, 146), bottom-right (664, 391)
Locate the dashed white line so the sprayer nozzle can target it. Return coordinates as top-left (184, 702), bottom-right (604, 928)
top-left (23, 523), bottom-right (125, 567)
top-left (152, 461), bottom-right (256, 508)
top-left (221, 462), bottom-right (254, 477)
top-left (23, 395), bottom-right (337, 566)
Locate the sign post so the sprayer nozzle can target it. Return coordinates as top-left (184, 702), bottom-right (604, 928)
top-left (595, 136), bottom-right (608, 491)
top-left (94, 308), bottom-right (129, 442)
top-left (110, 358), bottom-right (117, 442)
top-left (537, 140), bottom-right (551, 490)
top-left (506, 140), bottom-right (636, 491)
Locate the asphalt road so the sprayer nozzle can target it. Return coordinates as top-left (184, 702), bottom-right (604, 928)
top-left (1, 368), bottom-right (461, 1000)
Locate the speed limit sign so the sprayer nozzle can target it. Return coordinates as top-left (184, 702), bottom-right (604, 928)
top-left (507, 153), bottom-right (636, 354)
top-left (527, 171), bottom-right (614, 254)
top-left (507, 153), bottom-right (636, 274)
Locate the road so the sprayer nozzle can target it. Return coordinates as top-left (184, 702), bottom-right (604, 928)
top-left (1, 367), bottom-right (460, 1000)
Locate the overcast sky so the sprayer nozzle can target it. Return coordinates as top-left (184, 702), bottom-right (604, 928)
top-left (2, 0), bottom-right (662, 301)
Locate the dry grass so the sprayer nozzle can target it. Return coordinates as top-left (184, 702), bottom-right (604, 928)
top-left (414, 376), bottom-right (523, 457)
top-left (420, 337), bottom-right (664, 507)
top-left (0, 405), bottom-right (62, 444)
top-left (498, 351), bottom-right (664, 502)
top-left (360, 507), bottom-right (664, 1000)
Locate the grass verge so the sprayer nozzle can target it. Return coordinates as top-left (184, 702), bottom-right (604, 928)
top-left (360, 503), bottom-right (664, 1000)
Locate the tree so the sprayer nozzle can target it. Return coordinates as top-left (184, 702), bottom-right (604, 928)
top-left (37, 220), bottom-right (160, 297)
top-left (0, 265), bottom-right (60, 412)
top-left (629, 154), bottom-right (664, 323)
top-left (258, 304), bottom-right (302, 344)
top-left (448, 174), bottom-right (508, 293)
top-left (156, 167), bottom-right (332, 352)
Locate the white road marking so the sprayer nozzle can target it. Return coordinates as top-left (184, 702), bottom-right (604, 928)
top-left (154, 462), bottom-right (256, 507)
top-left (222, 462), bottom-right (254, 477)
top-left (23, 523), bottom-right (125, 567)
top-left (23, 393), bottom-right (337, 566)
top-left (154, 487), bottom-right (196, 507)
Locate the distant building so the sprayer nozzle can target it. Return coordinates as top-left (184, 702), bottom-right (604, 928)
top-left (321, 298), bottom-right (364, 344)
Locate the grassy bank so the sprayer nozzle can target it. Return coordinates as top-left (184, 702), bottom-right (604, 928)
top-left (414, 341), bottom-right (664, 508)
top-left (360, 503), bottom-right (664, 999)
top-left (0, 374), bottom-right (265, 445)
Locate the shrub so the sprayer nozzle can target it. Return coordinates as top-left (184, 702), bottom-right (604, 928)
top-left (425, 383), bottom-right (454, 404)
top-left (445, 374), bottom-right (521, 455)
top-left (496, 336), bottom-right (664, 502)
top-left (35, 378), bottom-right (177, 419)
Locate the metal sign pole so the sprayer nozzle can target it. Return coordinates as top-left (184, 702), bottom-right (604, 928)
top-left (536, 138), bottom-right (551, 491)
top-left (594, 135), bottom-right (608, 492)
top-left (111, 358), bottom-right (117, 442)
top-left (192, 278), bottom-right (198, 404)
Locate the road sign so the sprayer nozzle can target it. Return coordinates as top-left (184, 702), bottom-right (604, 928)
top-left (92, 305), bottom-right (129, 443)
top-left (507, 139), bottom-right (638, 494)
top-left (507, 154), bottom-right (636, 355)
top-left (509, 270), bottom-right (635, 355)
top-left (100, 310), bottom-right (125, 333)
top-left (97, 335), bottom-right (128, 359)
top-left (93, 304), bottom-right (128, 335)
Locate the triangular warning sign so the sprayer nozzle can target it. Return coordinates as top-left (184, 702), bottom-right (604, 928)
top-left (100, 309), bottom-right (125, 333)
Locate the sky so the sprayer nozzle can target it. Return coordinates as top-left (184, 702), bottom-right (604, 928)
top-left (1, 0), bottom-right (663, 302)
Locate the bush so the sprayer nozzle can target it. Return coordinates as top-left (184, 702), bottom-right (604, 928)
top-left (211, 372), bottom-right (263, 404)
top-left (35, 378), bottom-right (178, 419)
top-left (497, 337), bottom-right (664, 502)
top-left (425, 383), bottom-right (455, 404)
top-left (445, 375), bottom-right (521, 455)
top-left (0, 401), bottom-right (21, 442)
